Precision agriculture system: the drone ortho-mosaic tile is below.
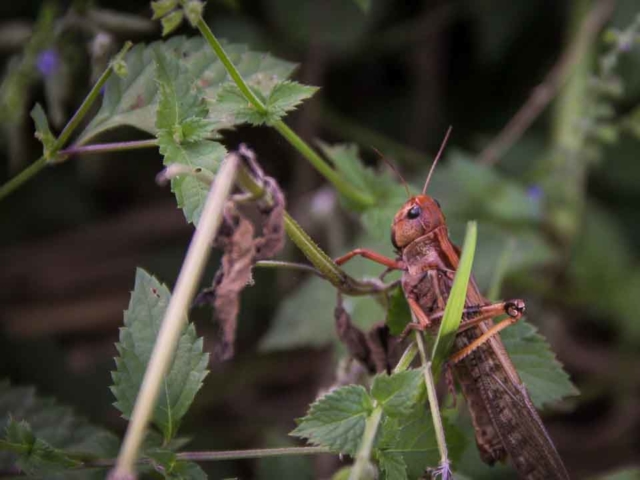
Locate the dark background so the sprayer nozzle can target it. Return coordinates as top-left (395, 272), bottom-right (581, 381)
top-left (1, 0), bottom-right (639, 478)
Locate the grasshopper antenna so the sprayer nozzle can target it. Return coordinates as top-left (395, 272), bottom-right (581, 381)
top-left (372, 147), bottom-right (412, 199)
top-left (422, 126), bottom-right (453, 195)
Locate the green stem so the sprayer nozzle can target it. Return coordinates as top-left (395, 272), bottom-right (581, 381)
top-left (195, 17), bottom-right (374, 209)
top-left (195, 18), bottom-right (266, 113)
top-left (349, 406), bottom-right (382, 480)
top-left (272, 121), bottom-right (374, 207)
top-left (0, 156), bottom-right (47, 201)
top-left (235, 163), bottom-right (383, 296)
top-left (0, 42), bottom-right (133, 201)
top-left (415, 335), bottom-right (450, 474)
top-left (175, 446), bottom-right (331, 462)
top-left (60, 139), bottom-right (158, 156)
top-left (54, 42), bottom-right (133, 152)
top-left (254, 260), bottom-right (324, 278)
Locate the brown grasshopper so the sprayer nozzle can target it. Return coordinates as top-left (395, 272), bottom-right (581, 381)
top-left (334, 130), bottom-right (570, 479)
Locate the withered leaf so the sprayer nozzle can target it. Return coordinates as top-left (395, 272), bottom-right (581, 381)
top-left (197, 146), bottom-right (287, 362)
top-left (211, 204), bottom-right (256, 361)
top-left (335, 295), bottom-right (404, 374)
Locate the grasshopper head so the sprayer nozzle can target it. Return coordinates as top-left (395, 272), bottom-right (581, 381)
top-left (390, 195), bottom-right (445, 250)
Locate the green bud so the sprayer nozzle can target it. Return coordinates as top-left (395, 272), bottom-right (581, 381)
top-left (112, 59), bottom-right (128, 78)
top-left (151, 0), bottom-right (179, 20)
top-left (161, 10), bottom-right (184, 36)
top-left (184, 1), bottom-right (204, 27)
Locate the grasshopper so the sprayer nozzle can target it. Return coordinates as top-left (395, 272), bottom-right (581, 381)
top-left (335, 129), bottom-right (570, 479)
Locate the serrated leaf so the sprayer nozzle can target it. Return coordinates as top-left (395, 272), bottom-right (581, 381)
top-left (111, 268), bottom-right (209, 442)
top-left (264, 80), bottom-right (318, 124)
top-left (77, 37), bottom-right (298, 143)
top-left (376, 450), bottom-right (407, 480)
top-left (213, 83), bottom-right (267, 125)
top-left (154, 48), bottom-right (209, 135)
top-left (377, 406), bottom-right (465, 479)
top-left (371, 370), bottom-right (425, 418)
top-left (0, 380), bottom-right (119, 473)
top-left (386, 286), bottom-right (411, 336)
top-left (153, 47), bottom-right (227, 225)
top-left (291, 385), bottom-right (373, 455)
top-left (158, 138), bottom-right (226, 224)
top-left (3, 418), bottom-right (80, 474)
top-left (501, 319), bottom-right (578, 408)
top-left (212, 80), bottom-right (317, 126)
top-left (430, 221), bottom-right (477, 375)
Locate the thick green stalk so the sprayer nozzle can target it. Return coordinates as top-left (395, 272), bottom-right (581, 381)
top-left (195, 17), bottom-right (374, 209)
top-left (235, 164), bottom-right (383, 296)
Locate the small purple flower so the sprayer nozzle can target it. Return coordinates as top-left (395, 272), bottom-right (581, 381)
top-left (36, 49), bottom-right (59, 77)
top-left (527, 185), bottom-right (543, 202)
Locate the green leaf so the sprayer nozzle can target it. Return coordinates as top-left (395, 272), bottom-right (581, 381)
top-left (213, 83), bottom-right (267, 125)
top-left (0, 380), bottom-right (119, 473)
top-left (154, 48), bottom-right (209, 136)
top-left (291, 385), bottom-right (373, 455)
top-left (162, 10), bottom-right (184, 36)
top-left (152, 0), bottom-right (179, 20)
top-left (30, 103), bottom-right (60, 162)
top-left (259, 235), bottom-right (396, 351)
top-left (153, 47), bottom-right (227, 225)
top-left (111, 268), bottom-right (209, 442)
top-left (501, 319), bottom-right (579, 408)
top-left (158, 139), bottom-right (226, 225)
top-left (3, 418), bottom-right (80, 474)
top-left (386, 286), bottom-right (411, 336)
top-left (148, 449), bottom-right (208, 479)
top-left (377, 406), bottom-right (465, 479)
top-left (264, 80), bottom-right (318, 124)
top-left (77, 37), bottom-right (298, 143)
top-left (213, 80), bottom-right (318, 126)
top-left (370, 370), bottom-right (425, 418)
top-left (376, 450), bottom-right (407, 480)
top-left (430, 221), bottom-right (477, 374)
top-left (318, 142), bottom-right (407, 239)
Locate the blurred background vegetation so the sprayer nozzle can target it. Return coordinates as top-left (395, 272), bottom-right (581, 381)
top-left (1, 0), bottom-right (639, 478)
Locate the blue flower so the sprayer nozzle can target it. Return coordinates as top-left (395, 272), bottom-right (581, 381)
top-left (36, 49), bottom-right (59, 76)
top-left (527, 185), bottom-right (543, 201)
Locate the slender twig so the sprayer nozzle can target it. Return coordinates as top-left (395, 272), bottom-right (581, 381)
top-left (478, 0), bottom-right (614, 165)
top-left (349, 406), bottom-right (382, 480)
top-left (0, 42), bottom-right (133, 201)
top-left (60, 139), bottom-right (158, 156)
top-left (194, 16), bottom-right (374, 209)
top-left (415, 334), bottom-right (451, 478)
top-left (109, 154), bottom-right (239, 479)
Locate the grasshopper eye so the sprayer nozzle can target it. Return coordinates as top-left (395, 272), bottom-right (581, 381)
top-left (407, 205), bottom-right (421, 219)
